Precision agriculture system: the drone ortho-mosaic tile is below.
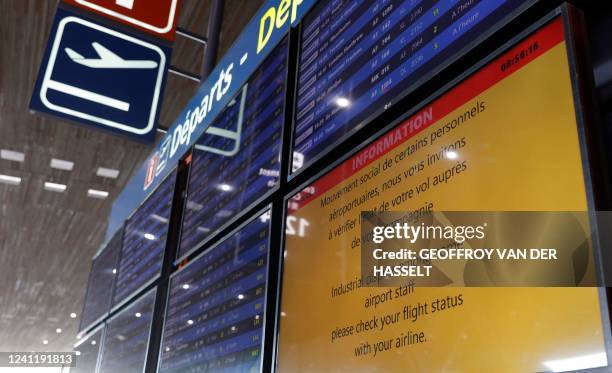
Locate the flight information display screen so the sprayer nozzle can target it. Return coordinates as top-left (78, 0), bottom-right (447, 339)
top-left (99, 288), bottom-right (156, 373)
top-left (159, 210), bottom-right (271, 373)
top-left (73, 326), bottom-right (103, 373)
top-left (178, 37), bottom-right (288, 259)
top-left (113, 170), bottom-right (176, 307)
top-left (292, 0), bottom-right (529, 173)
top-left (80, 227), bottom-right (122, 332)
top-left (279, 17), bottom-right (611, 371)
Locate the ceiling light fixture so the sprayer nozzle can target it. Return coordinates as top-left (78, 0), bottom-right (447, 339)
top-left (44, 181), bottom-right (67, 192)
top-left (42, 339), bottom-right (49, 345)
top-left (56, 328), bottom-right (62, 334)
top-left (87, 189), bottom-right (109, 199)
top-left (0, 174), bottom-right (21, 186)
top-left (135, 313), bottom-right (142, 318)
top-left (50, 158), bottom-right (74, 171)
top-left (144, 233), bottom-right (156, 241)
top-left (96, 167), bottom-right (120, 179)
top-left (0, 149), bottom-right (25, 162)
top-left (70, 313), bottom-right (77, 319)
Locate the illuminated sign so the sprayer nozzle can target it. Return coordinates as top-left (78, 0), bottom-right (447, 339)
top-left (112, 169), bottom-right (175, 308)
top-left (178, 37), bottom-right (288, 258)
top-left (159, 211), bottom-right (271, 372)
top-left (278, 18), bottom-right (609, 372)
top-left (63, 0), bottom-right (181, 40)
top-left (291, 0), bottom-right (533, 174)
top-left (99, 288), bottom-right (156, 373)
top-left (29, 8), bottom-right (169, 141)
top-left (107, 0), bottom-right (317, 243)
top-left (79, 226), bottom-right (122, 332)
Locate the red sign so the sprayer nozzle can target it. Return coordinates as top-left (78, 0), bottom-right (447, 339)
top-left (63, 0), bottom-right (181, 40)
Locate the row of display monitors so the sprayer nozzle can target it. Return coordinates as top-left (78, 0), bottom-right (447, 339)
top-left (79, 34), bottom-right (289, 333)
top-left (79, 168), bottom-right (176, 332)
top-left (76, 209), bottom-right (271, 373)
top-left (82, 0), bottom-right (539, 328)
top-left (79, 2), bottom-right (610, 372)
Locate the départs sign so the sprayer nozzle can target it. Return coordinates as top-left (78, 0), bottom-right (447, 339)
top-left (107, 0), bottom-right (316, 241)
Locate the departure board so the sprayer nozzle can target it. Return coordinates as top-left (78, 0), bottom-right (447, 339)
top-left (80, 227), bottom-right (122, 332)
top-left (292, 0), bottom-right (530, 173)
top-left (73, 326), bottom-right (103, 373)
top-left (99, 288), bottom-right (156, 373)
top-left (159, 210), bottom-right (271, 373)
top-left (113, 170), bottom-right (176, 307)
top-left (178, 37), bottom-right (288, 259)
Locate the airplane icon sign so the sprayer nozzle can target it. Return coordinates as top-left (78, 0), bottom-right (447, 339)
top-left (65, 42), bottom-right (158, 69)
top-left (30, 8), bottom-right (171, 140)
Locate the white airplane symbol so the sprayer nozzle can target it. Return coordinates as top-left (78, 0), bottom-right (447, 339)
top-left (64, 42), bottom-right (158, 69)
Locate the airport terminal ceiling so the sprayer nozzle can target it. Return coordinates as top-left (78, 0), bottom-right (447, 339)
top-left (0, 0), bottom-right (263, 352)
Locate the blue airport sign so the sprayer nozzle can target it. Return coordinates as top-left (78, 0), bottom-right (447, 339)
top-left (30, 7), bottom-right (170, 141)
top-left (106, 0), bottom-right (316, 243)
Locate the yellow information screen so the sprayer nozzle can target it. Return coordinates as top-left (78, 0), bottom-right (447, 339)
top-left (278, 18), bottom-right (608, 372)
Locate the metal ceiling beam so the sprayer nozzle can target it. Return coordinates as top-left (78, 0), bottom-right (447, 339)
top-left (201, 0), bottom-right (225, 78)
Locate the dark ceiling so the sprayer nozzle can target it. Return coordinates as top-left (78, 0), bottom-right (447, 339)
top-left (0, 0), bottom-right (262, 352)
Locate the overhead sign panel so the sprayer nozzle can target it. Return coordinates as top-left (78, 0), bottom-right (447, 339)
top-left (63, 0), bottom-right (181, 40)
top-left (30, 8), bottom-right (170, 141)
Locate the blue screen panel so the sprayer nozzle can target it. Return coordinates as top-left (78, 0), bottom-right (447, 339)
top-left (159, 210), bottom-right (271, 373)
top-left (113, 170), bottom-right (176, 307)
top-left (73, 327), bottom-right (103, 373)
top-left (80, 227), bottom-right (122, 332)
top-left (292, 0), bottom-right (529, 173)
top-left (99, 288), bottom-right (156, 373)
top-left (178, 37), bottom-right (288, 259)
